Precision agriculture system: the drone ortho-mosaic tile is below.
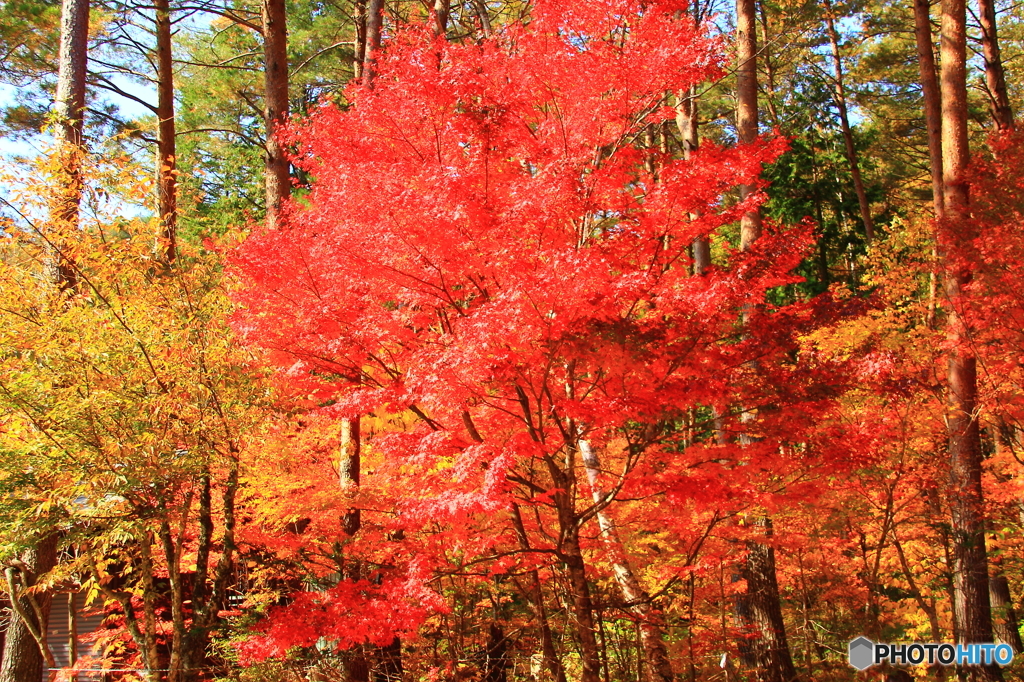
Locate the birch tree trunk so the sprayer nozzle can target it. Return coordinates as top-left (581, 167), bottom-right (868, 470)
top-left (579, 440), bottom-right (675, 682)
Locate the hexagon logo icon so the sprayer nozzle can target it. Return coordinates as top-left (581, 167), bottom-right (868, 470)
top-left (848, 636), bottom-right (875, 670)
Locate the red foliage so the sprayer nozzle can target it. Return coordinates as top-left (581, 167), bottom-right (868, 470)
top-left (230, 0), bottom-right (842, 661)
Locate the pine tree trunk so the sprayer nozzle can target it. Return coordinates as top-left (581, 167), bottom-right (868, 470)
top-left (940, 0), bottom-right (1001, 676)
top-left (363, 0), bottom-right (384, 86)
top-left (736, 0), bottom-right (761, 250)
top-left (155, 0), bottom-right (177, 265)
top-left (822, 1), bottom-right (874, 242)
top-left (353, 0), bottom-right (366, 79)
top-left (0, 534), bottom-right (59, 682)
top-left (262, 0), bottom-right (289, 229)
top-left (913, 0), bottom-right (944, 217)
top-left (734, 4), bottom-right (796, 677)
top-left (977, 0), bottom-right (1014, 132)
top-left (51, 0), bottom-right (88, 292)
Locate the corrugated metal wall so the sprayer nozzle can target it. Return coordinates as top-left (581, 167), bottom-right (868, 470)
top-left (44, 590), bottom-right (106, 681)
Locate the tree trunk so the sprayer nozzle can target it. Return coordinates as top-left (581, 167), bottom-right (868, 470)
top-left (432, 0), bottom-right (450, 36)
top-left (510, 504), bottom-right (567, 682)
top-left (51, 0), bottom-right (89, 292)
top-left (472, 0), bottom-right (492, 38)
top-left (675, 86), bottom-right (711, 275)
top-left (561, 523), bottom-right (603, 682)
top-left (822, 1), bottom-right (875, 242)
top-left (737, 520), bottom-right (798, 682)
top-left (977, 0), bottom-right (1013, 132)
top-left (484, 623), bottom-right (509, 682)
top-left (734, 6), bottom-right (796, 678)
top-left (340, 417), bottom-right (361, 537)
top-left (154, 0), bottom-right (176, 265)
top-left (353, 0), bottom-right (366, 80)
top-left (262, 0), bottom-right (289, 230)
top-left (363, 0), bottom-right (384, 86)
top-left (539, 445), bottom-right (602, 682)
top-left (989, 572), bottom-right (1023, 653)
top-left (940, 0), bottom-right (1001, 676)
top-left (736, 0), bottom-right (761, 250)
top-left (0, 533), bottom-right (59, 682)
top-left (579, 440), bottom-right (675, 682)
top-left (339, 418), bottom-right (370, 682)
top-left (893, 528), bottom-right (947, 680)
top-left (913, 0), bottom-right (944, 217)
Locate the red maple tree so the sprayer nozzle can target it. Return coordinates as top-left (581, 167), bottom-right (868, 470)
top-left (230, 1), bottom-right (835, 677)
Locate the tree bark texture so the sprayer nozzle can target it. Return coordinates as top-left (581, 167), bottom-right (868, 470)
top-left (823, 1), bottom-right (875, 242)
top-left (51, 0), bottom-right (89, 292)
top-left (363, 0), bottom-right (384, 86)
top-left (542, 443), bottom-right (601, 682)
top-left (736, 520), bottom-right (798, 682)
top-left (354, 0), bottom-right (367, 80)
top-left (989, 572), bottom-right (1023, 653)
top-left (340, 417), bottom-right (361, 537)
top-left (340, 418), bottom-right (370, 682)
top-left (940, 0), bottom-right (1001, 677)
top-left (736, 0), bottom-right (761, 250)
top-left (155, 0), bottom-right (177, 265)
top-left (978, 0), bottom-right (1014, 132)
top-left (913, 0), bottom-right (944, 217)
top-left (54, 0), bottom-right (88, 148)
top-left (262, 0), bottom-right (290, 230)
top-left (0, 533), bottom-right (59, 682)
top-left (675, 86), bottom-right (711, 275)
top-left (432, 0), bottom-right (450, 36)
